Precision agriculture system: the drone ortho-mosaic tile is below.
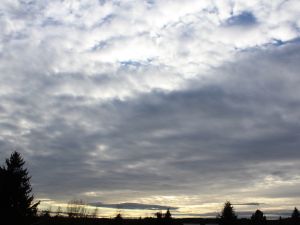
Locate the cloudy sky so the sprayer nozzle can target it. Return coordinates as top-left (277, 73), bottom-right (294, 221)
top-left (1, 0), bottom-right (300, 218)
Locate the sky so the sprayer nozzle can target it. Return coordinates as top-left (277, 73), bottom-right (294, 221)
top-left (1, 0), bottom-right (300, 219)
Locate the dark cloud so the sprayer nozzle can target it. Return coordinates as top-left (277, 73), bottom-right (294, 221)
top-left (8, 43), bottom-right (294, 204)
top-left (88, 202), bottom-right (178, 210)
top-left (232, 203), bottom-right (261, 206)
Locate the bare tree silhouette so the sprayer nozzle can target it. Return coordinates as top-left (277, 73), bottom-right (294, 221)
top-left (66, 199), bottom-right (88, 218)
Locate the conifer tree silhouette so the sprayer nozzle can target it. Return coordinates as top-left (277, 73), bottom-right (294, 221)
top-left (291, 207), bottom-right (300, 225)
top-left (165, 208), bottom-right (172, 219)
top-left (251, 209), bottom-right (266, 225)
top-left (292, 207), bottom-right (300, 219)
top-left (219, 201), bottom-right (237, 225)
top-left (164, 209), bottom-right (173, 225)
top-left (0, 151), bottom-right (39, 224)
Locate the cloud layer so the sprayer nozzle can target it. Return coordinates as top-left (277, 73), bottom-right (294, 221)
top-left (0, 0), bottom-right (300, 218)
top-left (88, 202), bottom-right (178, 210)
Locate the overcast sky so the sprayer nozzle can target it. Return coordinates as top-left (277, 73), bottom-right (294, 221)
top-left (1, 0), bottom-right (300, 218)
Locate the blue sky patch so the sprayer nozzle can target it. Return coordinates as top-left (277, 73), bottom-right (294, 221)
top-left (226, 11), bottom-right (257, 26)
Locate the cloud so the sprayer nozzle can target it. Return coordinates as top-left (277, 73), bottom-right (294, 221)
top-left (1, 0), bottom-right (299, 100)
top-left (0, 0), bottom-right (300, 217)
top-left (88, 202), bottom-right (178, 210)
top-left (232, 203), bottom-right (261, 206)
top-left (11, 42), bottom-right (299, 210)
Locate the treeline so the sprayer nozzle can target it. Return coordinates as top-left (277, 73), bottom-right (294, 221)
top-left (37, 202), bottom-right (300, 225)
top-left (1, 152), bottom-right (300, 225)
top-left (216, 201), bottom-right (300, 225)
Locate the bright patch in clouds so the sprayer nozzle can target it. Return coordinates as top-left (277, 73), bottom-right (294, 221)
top-left (1, 0), bottom-right (300, 218)
top-left (1, 0), bottom-right (299, 99)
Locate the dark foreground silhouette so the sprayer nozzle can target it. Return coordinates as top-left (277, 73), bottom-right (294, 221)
top-left (0, 151), bottom-right (39, 225)
top-left (30, 216), bottom-right (300, 225)
top-left (34, 203), bottom-right (300, 225)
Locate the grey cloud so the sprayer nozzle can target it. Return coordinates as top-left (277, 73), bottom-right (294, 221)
top-left (232, 203), bottom-right (261, 206)
top-left (12, 43), bottom-right (295, 203)
top-left (88, 202), bottom-right (178, 210)
top-left (0, 43), bottom-right (298, 203)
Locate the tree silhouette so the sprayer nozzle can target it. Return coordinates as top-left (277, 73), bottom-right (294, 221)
top-left (292, 207), bottom-right (300, 219)
top-left (91, 207), bottom-right (99, 218)
top-left (291, 207), bottom-right (300, 225)
top-left (114, 213), bottom-right (123, 225)
top-left (156, 211), bottom-right (163, 219)
top-left (165, 208), bottom-right (172, 219)
top-left (251, 209), bottom-right (266, 225)
top-left (0, 151), bottom-right (39, 224)
top-left (219, 201), bottom-right (237, 225)
top-left (164, 209), bottom-right (173, 225)
top-left (66, 199), bottom-right (87, 218)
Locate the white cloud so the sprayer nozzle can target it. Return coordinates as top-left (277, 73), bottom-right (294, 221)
top-left (1, 0), bottom-right (299, 100)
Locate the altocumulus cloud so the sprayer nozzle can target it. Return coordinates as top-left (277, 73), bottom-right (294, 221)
top-left (0, 0), bottom-right (300, 217)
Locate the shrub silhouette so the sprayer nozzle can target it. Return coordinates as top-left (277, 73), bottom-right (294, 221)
top-left (156, 211), bottom-right (163, 219)
top-left (114, 213), bottom-right (123, 225)
top-left (0, 151), bottom-right (39, 224)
